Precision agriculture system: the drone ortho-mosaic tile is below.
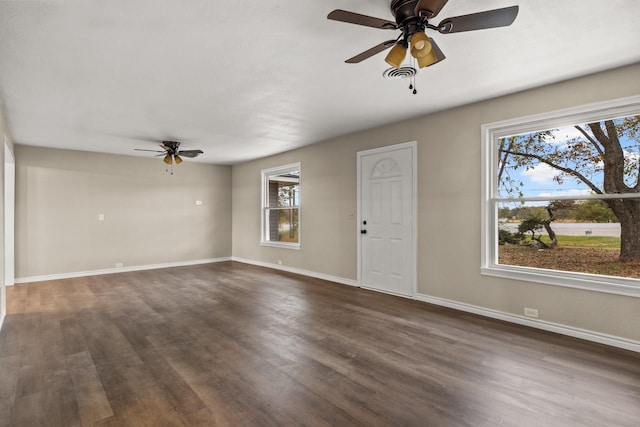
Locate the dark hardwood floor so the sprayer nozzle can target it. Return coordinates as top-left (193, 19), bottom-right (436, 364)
top-left (1, 261), bottom-right (639, 426)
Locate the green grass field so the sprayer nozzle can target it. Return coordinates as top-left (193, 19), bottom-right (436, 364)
top-left (551, 235), bottom-right (619, 249)
top-left (523, 235), bottom-right (620, 249)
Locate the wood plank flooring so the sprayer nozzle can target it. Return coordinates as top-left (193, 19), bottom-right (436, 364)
top-left (1, 261), bottom-right (639, 426)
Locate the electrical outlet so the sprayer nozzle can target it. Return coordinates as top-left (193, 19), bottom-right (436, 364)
top-left (277, 260), bottom-right (283, 265)
top-left (115, 262), bottom-right (123, 268)
top-left (524, 307), bottom-right (539, 318)
top-left (98, 213), bottom-right (105, 221)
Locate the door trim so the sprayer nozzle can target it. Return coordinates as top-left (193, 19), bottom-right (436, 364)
top-left (2, 135), bottom-right (15, 329)
top-left (357, 141), bottom-right (418, 297)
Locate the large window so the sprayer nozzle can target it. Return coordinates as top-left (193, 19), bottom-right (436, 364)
top-left (482, 96), bottom-right (640, 297)
top-left (261, 163), bottom-right (300, 249)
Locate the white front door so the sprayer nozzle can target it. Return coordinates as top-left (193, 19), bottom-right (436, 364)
top-left (358, 142), bottom-right (416, 297)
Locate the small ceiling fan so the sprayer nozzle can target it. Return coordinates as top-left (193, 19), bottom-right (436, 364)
top-left (135, 140), bottom-right (203, 173)
top-left (327, 0), bottom-right (518, 69)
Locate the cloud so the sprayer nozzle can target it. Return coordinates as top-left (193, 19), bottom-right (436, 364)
top-left (543, 125), bottom-right (589, 145)
top-left (624, 150), bottom-right (639, 161)
top-left (537, 188), bottom-right (593, 198)
top-left (521, 163), bottom-right (559, 184)
top-left (555, 125), bottom-right (590, 140)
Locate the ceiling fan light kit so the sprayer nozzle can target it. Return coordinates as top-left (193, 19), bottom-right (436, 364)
top-left (409, 32), bottom-right (432, 59)
top-left (417, 48), bottom-right (438, 68)
top-left (134, 140), bottom-right (203, 175)
top-left (328, 0), bottom-right (518, 88)
top-left (385, 42), bottom-right (408, 68)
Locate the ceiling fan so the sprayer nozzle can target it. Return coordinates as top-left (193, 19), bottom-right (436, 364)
top-left (327, 0), bottom-right (518, 69)
top-left (135, 140), bottom-right (203, 173)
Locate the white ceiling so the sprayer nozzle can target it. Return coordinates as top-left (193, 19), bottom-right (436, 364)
top-left (1, 0), bottom-right (639, 165)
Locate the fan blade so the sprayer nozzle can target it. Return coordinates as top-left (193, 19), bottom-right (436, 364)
top-left (177, 150), bottom-right (203, 158)
top-left (134, 149), bottom-right (165, 153)
top-left (414, 0), bottom-right (450, 19)
top-left (345, 40), bottom-right (397, 64)
top-left (437, 6), bottom-right (519, 34)
top-left (327, 9), bottom-right (397, 30)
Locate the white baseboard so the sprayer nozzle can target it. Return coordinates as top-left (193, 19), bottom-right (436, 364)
top-left (13, 257), bottom-right (232, 285)
top-left (11, 256), bottom-right (639, 353)
top-left (234, 257), bottom-right (640, 353)
top-left (0, 314), bottom-right (4, 332)
top-left (231, 257), bottom-right (359, 287)
top-left (414, 293), bottom-right (640, 353)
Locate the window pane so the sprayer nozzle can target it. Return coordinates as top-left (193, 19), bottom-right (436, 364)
top-left (494, 113), bottom-right (640, 279)
top-left (268, 171), bottom-right (299, 208)
top-left (497, 199), bottom-right (640, 278)
top-left (497, 116), bottom-right (640, 199)
top-left (266, 208), bottom-right (299, 243)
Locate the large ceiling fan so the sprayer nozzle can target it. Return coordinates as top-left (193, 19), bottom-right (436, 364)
top-left (327, 0), bottom-right (518, 69)
top-left (135, 140), bottom-right (203, 173)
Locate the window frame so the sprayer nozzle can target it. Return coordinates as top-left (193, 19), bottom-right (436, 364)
top-left (260, 162), bottom-right (301, 250)
top-left (481, 95), bottom-right (640, 298)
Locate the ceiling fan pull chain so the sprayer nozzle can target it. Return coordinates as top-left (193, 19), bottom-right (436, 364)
top-left (408, 56), bottom-right (417, 95)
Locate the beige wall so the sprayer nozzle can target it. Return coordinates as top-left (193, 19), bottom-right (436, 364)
top-left (232, 63), bottom-right (640, 342)
top-left (16, 146), bottom-right (232, 278)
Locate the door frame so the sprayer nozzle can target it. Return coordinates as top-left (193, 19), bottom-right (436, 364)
top-left (356, 141), bottom-right (418, 297)
top-left (2, 135), bottom-right (15, 327)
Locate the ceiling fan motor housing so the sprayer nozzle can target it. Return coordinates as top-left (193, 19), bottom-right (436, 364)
top-left (391, 0), bottom-right (428, 41)
top-left (162, 140), bottom-right (180, 152)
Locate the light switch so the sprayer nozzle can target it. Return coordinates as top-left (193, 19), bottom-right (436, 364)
top-left (196, 201), bottom-right (202, 205)
top-left (98, 213), bottom-right (105, 221)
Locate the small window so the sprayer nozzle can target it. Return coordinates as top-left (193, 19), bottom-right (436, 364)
top-left (482, 96), bottom-right (640, 297)
top-left (261, 163), bottom-right (300, 249)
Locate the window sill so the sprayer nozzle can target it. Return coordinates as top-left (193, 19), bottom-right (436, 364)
top-left (260, 241), bottom-right (301, 250)
top-left (481, 264), bottom-right (640, 298)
